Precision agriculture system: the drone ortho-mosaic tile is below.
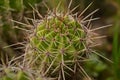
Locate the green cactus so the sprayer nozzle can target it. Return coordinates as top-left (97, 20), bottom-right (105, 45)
top-left (23, 4), bottom-right (101, 79)
top-left (31, 14), bottom-right (84, 78)
top-left (9, 0), bottom-right (24, 12)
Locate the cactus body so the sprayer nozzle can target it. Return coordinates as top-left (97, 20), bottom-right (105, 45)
top-left (24, 11), bottom-right (92, 80)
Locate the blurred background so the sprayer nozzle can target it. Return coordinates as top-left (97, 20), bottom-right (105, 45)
top-left (0, 0), bottom-right (120, 80)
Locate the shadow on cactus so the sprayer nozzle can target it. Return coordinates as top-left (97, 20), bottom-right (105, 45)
top-left (0, 1), bottom-right (113, 80)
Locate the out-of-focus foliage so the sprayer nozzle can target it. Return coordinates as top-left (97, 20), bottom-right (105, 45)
top-left (47, 0), bottom-right (67, 12)
top-left (84, 54), bottom-right (107, 78)
top-left (112, 0), bottom-right (120, 80)
top-left (112, 21), bottom-right (120, 80)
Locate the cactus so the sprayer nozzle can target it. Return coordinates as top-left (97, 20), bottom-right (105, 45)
top-left (25, 15), bottom-right (85, 79)
top-left (22, 2), bottom-right (109, 80)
